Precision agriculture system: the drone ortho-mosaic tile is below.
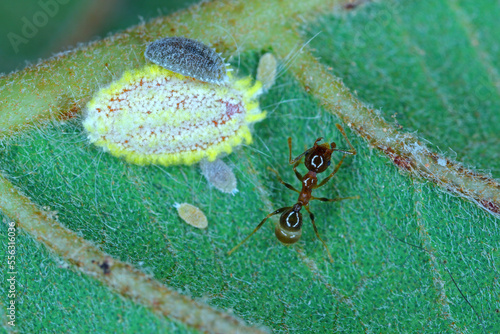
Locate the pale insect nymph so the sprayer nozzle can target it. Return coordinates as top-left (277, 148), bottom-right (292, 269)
top-left (174, 203), bottom-right (208, 229)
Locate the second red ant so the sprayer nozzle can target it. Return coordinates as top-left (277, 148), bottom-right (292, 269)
top-left (228, 124), bottom-right (358, 262)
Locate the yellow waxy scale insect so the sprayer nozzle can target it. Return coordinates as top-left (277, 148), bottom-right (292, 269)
top-left (83, 64), bottom-right (265, 166)
top-left (174, 203), bottom-right (208, 229)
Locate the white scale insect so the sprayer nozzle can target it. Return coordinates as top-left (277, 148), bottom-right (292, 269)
top-left (85, 37), bottom-right (277, 197)
top-left (145, 37), bottom-right (277, 194)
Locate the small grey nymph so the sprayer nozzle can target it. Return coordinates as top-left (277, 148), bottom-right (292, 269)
top-left (145, 36), bottom-right (229, 85)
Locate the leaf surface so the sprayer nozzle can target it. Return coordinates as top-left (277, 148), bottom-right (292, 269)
top-left (1, 0), bottom-right (499, 332)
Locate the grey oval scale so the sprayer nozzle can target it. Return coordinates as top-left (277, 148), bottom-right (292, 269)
top-left (145, 36), bottom-right (228, 85)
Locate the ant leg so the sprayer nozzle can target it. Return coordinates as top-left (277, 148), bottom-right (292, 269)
top-left (315, 153), bottom-right (347, 189)
top-left (305, 205), bottom-right (334, 263)
top-left (292, 161), bottom-right (302, 182)
top-left (287, 137), bottom-right (304, 181)
top-left (316, 125), bottom-right (357, 189)
top-left (289, 137), bottom-right (324, 163)
top-left (334, 124), bottom-right (357, 155)
top-left (227, 207), bottom-right (290, 256)
top-left (267, 167), bottom-right (300, 193)
top-left (288, 137), bottom-right (302, 164)
top-left (311, 195), bottom-right (360, 202)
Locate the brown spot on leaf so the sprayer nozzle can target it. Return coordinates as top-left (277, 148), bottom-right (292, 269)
top-left (479, 199), bottom-right (500, 214)
top-left (392, 155), bottom-right (413, 171)
top-left (92, 257), bottom-right (113, 275)
top-left (382, 147), bottom-right (413, 171)
top-left (344, 2), bottom-right (360, 10)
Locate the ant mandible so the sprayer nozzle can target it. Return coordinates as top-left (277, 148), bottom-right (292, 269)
top-left (228, 124), bottom-right (358, 262)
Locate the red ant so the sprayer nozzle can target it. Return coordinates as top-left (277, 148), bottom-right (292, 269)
top-left (228, 124), bottom-right (358, 262)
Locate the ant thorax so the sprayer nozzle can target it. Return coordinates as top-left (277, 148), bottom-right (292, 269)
top-left (299, 171), bottom-right (318, 206)
top-left (302, 171), bottom-right (318, 188)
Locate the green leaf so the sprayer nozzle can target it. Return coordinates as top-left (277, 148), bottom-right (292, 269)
top-left (1, 0), bottom-right (499, 332)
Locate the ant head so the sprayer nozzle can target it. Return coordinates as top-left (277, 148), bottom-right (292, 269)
top-left (275, 206), bottom-right (303, 244)
top-left (304, 139), bottom-right (333, 174)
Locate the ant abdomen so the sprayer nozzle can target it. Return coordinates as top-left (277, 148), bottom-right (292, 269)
top-left (275, 208), bottom-right (303, 244)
